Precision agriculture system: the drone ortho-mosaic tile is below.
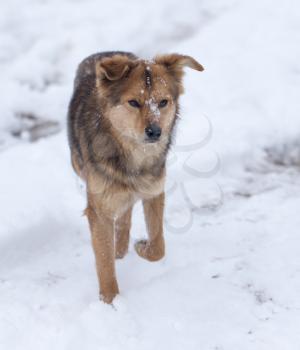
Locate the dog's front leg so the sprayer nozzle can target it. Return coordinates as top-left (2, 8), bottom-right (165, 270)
top-left (85, 204), bottom-right (119, 303)
top-left (135, 192), bottom-right (165, 261)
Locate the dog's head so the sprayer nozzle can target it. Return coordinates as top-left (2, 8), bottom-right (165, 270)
top-left (95, 53), bottom-right (204, 146)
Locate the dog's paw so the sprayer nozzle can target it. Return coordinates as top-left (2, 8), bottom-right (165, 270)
top-left (100, 290), bottom-right (118, 304)
top-left (99, 281), bottom-right (119, 304)
top-left (115, 248), bottom-right (128, 259)
top-left (134, 239), bottom-right (165, 262)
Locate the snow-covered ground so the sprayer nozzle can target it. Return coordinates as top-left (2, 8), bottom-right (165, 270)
top-left (1, 0), bottom-right (300, 349)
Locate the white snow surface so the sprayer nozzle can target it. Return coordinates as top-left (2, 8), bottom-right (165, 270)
top-left (1, 0), bottom-right (300, 349)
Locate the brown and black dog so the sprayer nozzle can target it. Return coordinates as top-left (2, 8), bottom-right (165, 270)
top-left (67, 51), bottom-right (203, 303)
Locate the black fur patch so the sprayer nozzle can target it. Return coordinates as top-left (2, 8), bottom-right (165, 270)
top-left (145, 67), bottom-right (152, 88)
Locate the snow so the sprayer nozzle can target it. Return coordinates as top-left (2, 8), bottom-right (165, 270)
top-left (145, 97), bottom-right (160, 118)
top-left (1, 0), bottom-right (300, 349)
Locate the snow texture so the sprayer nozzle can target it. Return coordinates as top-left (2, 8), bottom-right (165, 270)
top-left (1, 0), bottom-right (300, 349)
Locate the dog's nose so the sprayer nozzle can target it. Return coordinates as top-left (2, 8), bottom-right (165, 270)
top-left (145, 124), bottom-right (161, 141)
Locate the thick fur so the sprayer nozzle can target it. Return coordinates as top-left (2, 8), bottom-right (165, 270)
top-left (67, 51), bottom-right (203, 303)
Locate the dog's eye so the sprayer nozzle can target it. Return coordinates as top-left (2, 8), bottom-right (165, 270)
top-left (128, 100), bottom-right (141, 108)
top-left (159, 99), bottom-right (168, 108)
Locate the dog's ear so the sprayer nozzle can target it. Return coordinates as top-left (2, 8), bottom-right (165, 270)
top-left (96, 55), bottom-right (137, 81)
top-left (155, 54), bottom-right (203, 96)
top-left (155, 53), bottom-right (204, 79)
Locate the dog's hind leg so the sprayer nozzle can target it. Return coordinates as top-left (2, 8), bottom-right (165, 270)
top-left (135, 192), bottom-right (165, 261)
top-left (115, 206), bottom-right (133, 259)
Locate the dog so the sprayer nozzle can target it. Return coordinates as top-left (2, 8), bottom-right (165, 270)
top-left (67, 51), bottom-right (204, 303)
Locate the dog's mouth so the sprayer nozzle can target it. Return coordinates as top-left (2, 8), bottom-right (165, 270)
top-left (144, 137), bottom-right (160, 144)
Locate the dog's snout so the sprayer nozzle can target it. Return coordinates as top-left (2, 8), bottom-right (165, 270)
top-left (145, 124), bottom-right (161, 141)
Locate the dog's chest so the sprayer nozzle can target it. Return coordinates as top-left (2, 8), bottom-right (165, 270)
top-left (133, 172), bottom-right (165, 200)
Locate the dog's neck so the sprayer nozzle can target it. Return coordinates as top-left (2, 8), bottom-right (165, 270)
top-left (87, 120), bottom-right (168, 188)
